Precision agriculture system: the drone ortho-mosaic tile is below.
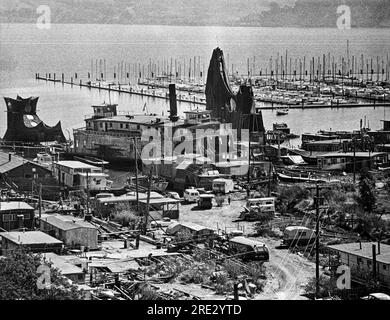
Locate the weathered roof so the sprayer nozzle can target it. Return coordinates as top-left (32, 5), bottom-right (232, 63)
top-left (0, 201), bottom-right (34, 212)
top-left (96, 192), bottom-right (163, 204)
top-left (328, 242), bottom-right (390, 265)
top-left (138, 198), bottom-right (180, 205)
top-left (40, 214), bottom-right (97, 231)
top-left (0, 231), bottom-right (63, 245)
top-left (229, 236), bottom-right (266, 247)
top-left (319, 152), bottom-right (386, 158)
top-left (0, 151), bottom-right (27, 174)
top-left (89, 259), bottom-right (140, 273)
top-left (306, 139), bottom-right (351, 145)
top-left (42, 252), bottom-right (84, 275)
top-left (56, 161), bottom-right (99, 170)
top-left (285, 226), bottom-right (312, 232)
top-left (177, 222), bottom-right (214, 232)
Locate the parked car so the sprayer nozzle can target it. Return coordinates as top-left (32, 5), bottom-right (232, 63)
top-left (150, 217), bottom-right (172, 228)
top-left (361, 293), bottom-right (390, 300)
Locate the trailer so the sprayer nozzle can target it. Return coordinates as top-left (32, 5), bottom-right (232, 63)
top-left (283, 226), bottom-right (316, 246)
top-left (240, 197), bottom-right (276, 221)
top-left (228, 236), bottom-right (269, 262)
top-left (212, 178), bottom-right (234, 194)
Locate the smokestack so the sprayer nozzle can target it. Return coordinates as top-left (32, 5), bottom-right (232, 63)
top-left (168, 84), bottom-right (179, 122)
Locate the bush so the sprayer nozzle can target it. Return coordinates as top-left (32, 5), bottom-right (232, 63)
top-left (111, 210), bottom-right (141, 228)
top-left (277, 185), bottom-right (310, 213)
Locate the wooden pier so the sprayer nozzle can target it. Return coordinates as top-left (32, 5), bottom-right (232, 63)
top-left (35, 74), bottom-right (206, 106)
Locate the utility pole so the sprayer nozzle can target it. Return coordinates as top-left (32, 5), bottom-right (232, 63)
top-left (307, 182), bottom-right (326, 299)
top-left (39, 183), bottom-right (42, 220)
top-left (86, 171), bottom-right (90, 216)
top-left (314, 182), bottom-right (321, 299)
top-left (143, 166), bottom-right (153, 235)
top-left (247, 140), bottom-right (251, 198)
top-left (268, 162), bottom-right (272, 197)
top-left (353, 138), bottom-right (356, 184)
top-left (134, 137), bottom-right (139, 211)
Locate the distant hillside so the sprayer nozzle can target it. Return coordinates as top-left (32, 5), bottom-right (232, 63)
top-left (0, 0), bottom-right (388, 27)
top-left (245, 0), bottom-right (390, 28)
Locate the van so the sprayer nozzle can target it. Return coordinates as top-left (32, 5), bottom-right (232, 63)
top-left (183, 188), bottom-right (200, 203)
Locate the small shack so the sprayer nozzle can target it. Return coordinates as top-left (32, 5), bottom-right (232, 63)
top-left (138, 197), bottom-right (180, 220)
top-left (0, 201), bottom-right (34, 231)
top-left (0, 231), bottom-right (63, 255)
top-left (42, 252), bottom-right (85, 284)
top-left (166, 222), bottom-right (214, 242)
top-left (40, 214), bottom-right (98, 250)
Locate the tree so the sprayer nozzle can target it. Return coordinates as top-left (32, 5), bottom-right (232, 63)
top-left (358, 168), bottom-right (376, 213)
top-left (0, 250), bottom-right (84, 300)
top-left (304, 275), bottom-right (339, 299)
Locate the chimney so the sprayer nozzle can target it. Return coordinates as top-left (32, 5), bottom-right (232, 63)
top-left (378, 241), bottom-right (381, 255)
top-left (8, 153), bottom-right (11, 162)
top-left (359, 241), bottom-right (362, 249)
top-left (168, 84), bottom-right (179, 122)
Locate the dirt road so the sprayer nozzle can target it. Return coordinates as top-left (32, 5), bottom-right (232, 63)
top-left (179, 199), bottom-right (316, 300)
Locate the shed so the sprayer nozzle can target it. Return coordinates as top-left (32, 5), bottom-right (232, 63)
top-left (166, 222), bottom-right (214, 240)
top-left (0, 201), bottom-right (35, 231)
top-left (40, 214), bottom-right (98, 250)
top-left (42, 252), bottom-right (85, 284)
top-left (0, 231), bottom-right (63, 255)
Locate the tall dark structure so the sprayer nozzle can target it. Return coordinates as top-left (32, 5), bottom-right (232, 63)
top-left (3, 96), bottom-right (66, 143)
top-left (205, 47), bottom-right (265, 138)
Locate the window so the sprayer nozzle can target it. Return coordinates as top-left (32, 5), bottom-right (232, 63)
top-left (23, 213), bottom-right (30, 219)
top-left (126, 124), bottom-right (129, 129)
top-left (99, 122), bottom-right (103, 128)
top-left (24, 173), bottom-right (32, 179)
top-left (120, 124), bottom-right (123, 129)
top-left (109, 123), bottom-right (113, 128)
top-left (383, 264), bottom-right (387, 270)
top-left (3, 214), bottom-right (14, 222)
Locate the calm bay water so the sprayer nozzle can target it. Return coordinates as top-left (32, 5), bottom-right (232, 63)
top-left (0, 23), bottom-right (389, 143)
